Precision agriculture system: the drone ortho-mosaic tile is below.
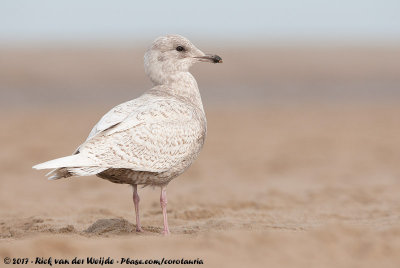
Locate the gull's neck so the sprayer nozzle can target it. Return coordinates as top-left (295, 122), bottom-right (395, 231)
top-left (154, 72), bottom-right (204, 113)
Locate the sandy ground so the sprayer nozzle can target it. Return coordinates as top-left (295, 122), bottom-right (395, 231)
top-left (1, 45), bottom-right (400, 267)
top-left (1, 103), bottom-right (400, 267)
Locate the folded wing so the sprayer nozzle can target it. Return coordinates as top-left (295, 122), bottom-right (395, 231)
top-left (75, 96), bottom-right (205, 173)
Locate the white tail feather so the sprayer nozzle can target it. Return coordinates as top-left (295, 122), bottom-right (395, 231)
top-left (32, 154), bottom-right (93, 170)
top-left (45, 167), bottom-right (107, 180)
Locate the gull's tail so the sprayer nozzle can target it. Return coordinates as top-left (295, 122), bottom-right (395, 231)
top-left (33, 154), bottom-right (90, 170)
top-left (33, 154), bottom-right (106, 180)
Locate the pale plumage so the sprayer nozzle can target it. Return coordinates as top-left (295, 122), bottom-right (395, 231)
top-left (33, 34), bottom-right (222, 234)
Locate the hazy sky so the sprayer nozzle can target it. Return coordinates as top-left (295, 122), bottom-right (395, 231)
top-left (1, 0), bottom-right (399, 42)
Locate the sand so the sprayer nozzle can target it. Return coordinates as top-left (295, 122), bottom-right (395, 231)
top-left (1, 45), bottom-right (400, 267)
top-left (1, 103), bottom-right (400, 267)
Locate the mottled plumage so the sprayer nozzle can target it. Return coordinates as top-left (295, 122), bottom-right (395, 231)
top-left (33, 35), bottom-right (222, 234)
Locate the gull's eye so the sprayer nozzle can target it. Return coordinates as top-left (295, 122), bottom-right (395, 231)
top-left (176, 46), bottom-right (185, 52)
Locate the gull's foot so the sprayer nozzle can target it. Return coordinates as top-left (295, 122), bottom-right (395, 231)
top-left (136, 227), bottom-right (143, 232)
top-left (161, 229), bottom-right (170, 235)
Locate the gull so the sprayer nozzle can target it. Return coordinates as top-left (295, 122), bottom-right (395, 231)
top-left (33, 34), bottom-right (222, 235)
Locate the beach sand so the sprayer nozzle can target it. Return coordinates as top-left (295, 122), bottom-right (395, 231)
top-left (1, 46), bottom-right (400, 267)
top-left (1, 104), bottom-right (400, 267)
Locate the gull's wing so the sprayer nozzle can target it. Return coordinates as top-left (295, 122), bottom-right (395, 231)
top-left (86, 98), bottom-right (145, 141)
top-left (76, 95), bottom-right (206, 173)
top-left (40, 95), bottom-right (152, 177)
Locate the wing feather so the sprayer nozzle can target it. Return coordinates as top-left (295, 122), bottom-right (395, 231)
top-left (86, 98), bottom-right (145, 141)
top-left (76, 96), bottom-right (205, 173)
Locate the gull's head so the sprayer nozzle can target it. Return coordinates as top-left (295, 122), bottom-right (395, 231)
top-left (144, 34), bottom-right (222, 85)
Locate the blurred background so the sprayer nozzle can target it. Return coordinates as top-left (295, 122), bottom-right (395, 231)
top-left (1, 1), bottom-right (400, 267)
top-left (1, 0), bottom-right (400, 107)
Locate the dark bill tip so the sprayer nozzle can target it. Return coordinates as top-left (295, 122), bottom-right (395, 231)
top-left (211, 55), bottom-right (223, 63)
top-left (195, 54), bottom-right (223, 63)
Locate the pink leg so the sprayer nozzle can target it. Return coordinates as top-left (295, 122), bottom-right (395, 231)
top-left (160, 186), bottom-right (170, 235)
top-left (132, 185), bottom-right (143, 232)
